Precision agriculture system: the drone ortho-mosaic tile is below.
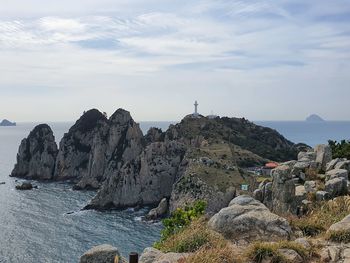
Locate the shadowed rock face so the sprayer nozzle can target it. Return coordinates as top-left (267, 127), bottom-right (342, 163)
top-left (11, 124), bottom-right (58, 180)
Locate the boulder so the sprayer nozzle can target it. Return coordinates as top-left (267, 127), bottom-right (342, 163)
top-left (139, 248), bottom-right (189, 263)
top-left (304, 181), bottom-right (317, 193)
top-left (325, 178), bottom-right (348, 198)
top-left (335, 160), bottom-right (350, 171)
top-left (253, 189), bottom-right (264, 202)
top-left (326, 158), bottom-right (341, 172)
top-left (11, 124), bottom-right (58, 180)
top-left (316, 191), bottom-right (331, 201)
top-left (315, 144), bottom-right (332, 172)
top-left (208, 196), bottom-right (292, 242)
top-left (294, 238), bottom-right (311, 250)
top-left (327, 214), bottom-right (350, 233)
top-left (79, 244), bottom-right (121, 263)
top-left (146, 198), bottom-right (168, 220)
top-left (15, 182), bottom-right (35, 190)
top-left (277, 249), bottom-right (303, 263)
top-left (326, 169), bottom-right (349, 181)
top-left (295, 186), bottom-right (307, 198)
top-left (298, 151), bottom-right (316, 162)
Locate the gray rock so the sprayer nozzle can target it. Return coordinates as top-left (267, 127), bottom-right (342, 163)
top-left (15, 182), bottom-right (35, 190)
top-left (277, 249), bottom-right (303, 263)
top-left (253, 189), bottom-right (264, 202)
top-left (208, 196), bottom-right (291, 242)
top-left (326, 158), bottom-right (341, 172)
top-left (146, 198), bottom-right (168, 220)
top-left (139, 248), bottom-right (189, 263)
top-left (79, 244), bottom-right (120, 263)
top-left (326, 169), bottom-right (349, 181)
top-left (295, 186), bottom-right (307, 199)
top-left (334, 160), bottom-right (350, 171)
top-left (11, 124), bottom-right (58, 180)
top-left (294, 238), bottom-right (311, 250)
top-left (325, 178), bottom-right (348, 198)
top-left (139, 248), bottom-right (163, 263)
top-left (304, 180), bottom-right (317, 193)
top-left (316, 191), bottom-right (331, 201)
top-left (315, 144), bottom-right (332, 172)
top-left (298, 151), bottom-right (316, 162)
top-left (328, 214), bottom-right (350, 233)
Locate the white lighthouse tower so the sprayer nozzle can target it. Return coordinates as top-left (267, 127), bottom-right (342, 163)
top-left (193, 100), bottom-right (200, 118)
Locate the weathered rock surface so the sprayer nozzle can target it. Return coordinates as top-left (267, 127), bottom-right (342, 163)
top-left (146, 198), bottom-right (168, 220)
top-left (277, 249), bottom-right (303, 263)
top-left (79, 244), bottom-right (122, 263)
top-left (328, 214), bottom-right (350, 233)
top-left (11, 124), bottom-right (58, 180)
top-left (208, 195), bottom-right (292, 242)
top-left (325, 178), bottom-right (348, 198)
top-left (326, 169), bottom-right (349, 181)
top-left (139, 248), bottom-right (189, 263)
top-left (315, 144), bottom-right (332, 172)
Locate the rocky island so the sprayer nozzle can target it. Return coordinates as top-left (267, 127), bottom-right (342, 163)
top-left (0, 119), bottom-right (16, 126)
top-left (11, 108), bottom-right (300, 214)
top-left (306, 114), bottom-right (325, 122)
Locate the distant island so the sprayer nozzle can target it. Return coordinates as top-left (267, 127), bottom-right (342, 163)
top-left (0, 119), bottom-right (16, 126)
top-left (306, 114), bottom-right (325, 122)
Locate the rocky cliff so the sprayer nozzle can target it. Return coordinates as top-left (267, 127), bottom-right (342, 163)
top-left (11, 110), bottom-right (300, 213)
top-left (11, 124), bottom-right (58, 180)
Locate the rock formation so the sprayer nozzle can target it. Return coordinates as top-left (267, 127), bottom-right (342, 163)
top-left (79, 244), bottom-right (126, 263)
top-left (10, 124), bottom-right (58, 180)
top-left (0, 119), bottom-right (16, 126)
top-left (208, 195), bottom-right (292, 242)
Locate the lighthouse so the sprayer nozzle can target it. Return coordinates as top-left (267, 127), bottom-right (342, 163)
top-left (193, 101), bottom-right (200, 118)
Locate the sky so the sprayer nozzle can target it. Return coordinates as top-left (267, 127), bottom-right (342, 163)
top-left (0, 0), bottom-right (350, 122)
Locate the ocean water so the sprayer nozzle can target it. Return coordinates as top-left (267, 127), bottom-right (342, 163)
top-left (256, 121), bottom-right (350, 146)
top-left (0, 122), bottom-right (167, 263)
top-left (1, 120), bottom-right (349, 263)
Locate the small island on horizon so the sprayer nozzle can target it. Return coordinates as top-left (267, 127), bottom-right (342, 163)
top-left (0, 119), bottom-right (16, 126)
top-left (306, 114), bottom-right (325, 122)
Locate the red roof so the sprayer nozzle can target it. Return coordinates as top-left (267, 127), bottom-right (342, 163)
top-left (265, 162), bottom-right (278, 169)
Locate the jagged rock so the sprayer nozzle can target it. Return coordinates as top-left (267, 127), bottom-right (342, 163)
top-left (139, 248), bottom-right (189, 263)
top-left (315, 144), bottom-right (332, 172)
top-left (144, 128), bottom-right (163, 144)
top-left (208, 196), bottom-right (292, 242)
top-left (146, 198), bottom-right (168, 220)
top-left (326, 169), bottom-right (349, 181)
top-left (325, 178), bottom-right (348, 198)
top-left (335, 160), bottom-right (350, 171)
top-left (87, 140), bottom-right (186, 209)
top-left (304, 181), bottom-right (317, 193)
top-left (298, 151), bottom-right (316, 162)
top-left (316, 191), bottom-right (331, 201)
top-left (11, 124), bottom-right (58, 180)
top-left (270, 165), bottom-right (297, 214)
top-left (327, 158), bottom-right (341, 171)
top-left (15, 182), bottom-right (35, 190)
top-left (277, 249), bottom-right (303, 263)
top-left (79, 244), bottom-right (123, 263)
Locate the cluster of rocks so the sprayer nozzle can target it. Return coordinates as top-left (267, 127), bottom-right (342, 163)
top-left (253, 144), bottom-right (350, 215)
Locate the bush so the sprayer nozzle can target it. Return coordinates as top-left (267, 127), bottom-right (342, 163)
top-left (329, 140), bottom-right (350, 159)
top-left (154, 201), bottom-right (207, 249)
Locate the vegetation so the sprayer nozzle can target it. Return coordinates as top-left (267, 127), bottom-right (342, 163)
top-left (154, 201), bottom-right (207, 250)
top-left (289, 196), bottom-right (350, 237)
top-left (327, 230), bottom-right (350, 243)
top-left (329, 140), bottom-right (350, 159)
top-left (246, 241), bottom-right (310, 263)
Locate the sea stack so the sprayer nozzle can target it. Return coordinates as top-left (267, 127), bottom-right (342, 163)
top-left (10, 124), bottom-right (58, 180)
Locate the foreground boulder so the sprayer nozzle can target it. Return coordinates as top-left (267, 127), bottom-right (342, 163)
top-left (11, 124), bottom-right (58, 180)
top-left (327, 214), bottom-right (350, 234)
top-left (325, 178), bottom-right (348, 198)
top-left (139, 247), bottom-right (189, 263)
top-left (79, 244), bottom-right (125, 263)
top-left (208, 195), bottom-right (292, 242)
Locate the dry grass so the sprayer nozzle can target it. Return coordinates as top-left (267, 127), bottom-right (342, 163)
top-left (288, 196), bottom-right (350, 237)
top-left (326, 230), bottom-right (350, 243)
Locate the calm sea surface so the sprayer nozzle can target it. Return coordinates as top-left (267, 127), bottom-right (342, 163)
top-left (1, 120), bottom-right (349, 262)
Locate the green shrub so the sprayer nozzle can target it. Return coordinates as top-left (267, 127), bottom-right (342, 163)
top-left (154, 200), bottom-right (207, 249)
top-left (329, 140), bottom-right (350, 159)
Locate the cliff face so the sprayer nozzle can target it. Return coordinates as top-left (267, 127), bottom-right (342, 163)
top-left (11, 124), bottom-right (58, 180)
top-left (11, 110), bottom-right (299, 212)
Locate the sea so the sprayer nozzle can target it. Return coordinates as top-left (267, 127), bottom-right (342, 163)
top-left (1, 120), bottom-right (350, 263)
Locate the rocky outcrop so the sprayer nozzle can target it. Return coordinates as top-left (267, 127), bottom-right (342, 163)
top-left (139, 247), bottom-right (190, 263)
top-left (11, 124), bottom-right (58, 180)
top-left (79, 244), bottom-right (125, 263)
top-left (208, 195), bottom-right (292, 242)
top-left (146, 198), bottom-right (168, 220)
top-left (86, 140), bottom-right (186, 209)
top-left (315, 144), bottom-right (332, 172)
